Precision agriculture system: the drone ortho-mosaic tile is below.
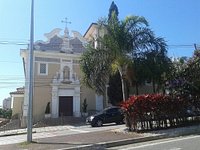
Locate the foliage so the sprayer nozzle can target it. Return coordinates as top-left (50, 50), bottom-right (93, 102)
top-left (108, 1), bottom-right (119, 23)
top-left (121, 50), bottom-right (200, 131)
top-left (167, 50), bottom-right (200, 98)
top-left (132, 33), bottom-right (172, 94)
top-left (186, 50), bottom-right (200, 96)
top-left (107, 72), bottom-right (123, 105)
top-left (80, 2), bottom-right (170, 102)
top-left (80, 5), bottom-right (152, 99)
top-left (121, 94), bottom-right (200, 131)
top-left (0, 108), bottom-right (12, 119)
top-left (80, 46), bottom-right (111, 94)
top-left (167, 57), bottom-right (189, 96)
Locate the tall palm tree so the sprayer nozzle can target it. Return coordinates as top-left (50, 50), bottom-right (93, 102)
top-left (80, 13), bottom-right (153, 101)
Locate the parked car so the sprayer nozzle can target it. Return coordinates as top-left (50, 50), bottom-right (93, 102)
top-left (86, 106), bottom-right (125, 127)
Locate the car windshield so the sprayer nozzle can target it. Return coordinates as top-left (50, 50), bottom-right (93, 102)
top-left (101, 107), bottom-right (120, 114)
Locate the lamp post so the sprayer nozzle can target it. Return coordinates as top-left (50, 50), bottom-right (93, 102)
top-left (27, 0), bottom-right (34, 142)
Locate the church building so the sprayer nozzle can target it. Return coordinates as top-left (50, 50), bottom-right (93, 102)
top-left (18, 25), bottom-right (104, 125)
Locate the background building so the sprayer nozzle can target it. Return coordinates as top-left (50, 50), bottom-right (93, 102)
top-left (3, 97), bottom-right (12, 110)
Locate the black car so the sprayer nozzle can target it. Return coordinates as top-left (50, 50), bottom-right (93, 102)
top-left (86, 106), bottom-right (125, 127)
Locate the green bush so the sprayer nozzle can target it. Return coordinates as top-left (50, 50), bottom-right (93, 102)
top-left (0, 108), bottom-right (12, 119)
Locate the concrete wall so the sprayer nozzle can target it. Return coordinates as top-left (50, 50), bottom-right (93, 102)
top-left (12, 96), bottom-right (24, 117)
top-left (80, 86), bottom-right (96, 112)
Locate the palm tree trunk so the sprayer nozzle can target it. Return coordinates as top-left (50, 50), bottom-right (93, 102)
top-left (121, 76), bottom-right (126, 101)
top-left (118, 65), bottom-right (128, 101)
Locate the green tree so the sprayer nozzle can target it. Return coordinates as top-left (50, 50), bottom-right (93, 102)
top-left (107, 72), bottom-right (123, 105)
top-left (108, 1), bottom-right (119, 24)
top-left (126, 31), bottom-right (171, 95)
top-left (142, 37), bottom-right (171, 93)
top-left (0, 108), bottom-right (12, 119)
top-left (186, 50), bottom-right (200, 97)
top-left (167, 56), bottom-right (188, 95)
top-left (81, 14), bottom-right (152, 101)
top-left (80, 2), bottom-right (169, 101)
top-left (80, 46), bottom-right (111, 95)
top-left (168, 50), bottom-right (200, 98)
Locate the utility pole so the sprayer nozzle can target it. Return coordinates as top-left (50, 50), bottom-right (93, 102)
top-left (27, 0), bottom-right (34, 142)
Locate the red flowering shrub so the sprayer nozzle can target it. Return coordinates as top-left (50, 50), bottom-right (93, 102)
top-left (121, 94), bottom-right (197, 131)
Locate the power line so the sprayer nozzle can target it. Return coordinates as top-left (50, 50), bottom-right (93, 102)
top-left (0, 40), bottom-right (197, 48)
top-left (0, 41), bottom-right (28, 45)
top-left (0, 61), bottom-right (21, 63)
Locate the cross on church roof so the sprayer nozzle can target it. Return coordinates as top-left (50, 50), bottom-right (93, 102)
top-left (61, 17), bottom-right (71, 28)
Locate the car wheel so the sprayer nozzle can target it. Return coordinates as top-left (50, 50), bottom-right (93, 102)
top-left (96, 119), bottom-right (103, 127)
top-left (116, 118), bottom-right (125, 125)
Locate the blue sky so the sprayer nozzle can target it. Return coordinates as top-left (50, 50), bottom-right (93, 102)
top-left (0, 0), bottom-right (199, 106)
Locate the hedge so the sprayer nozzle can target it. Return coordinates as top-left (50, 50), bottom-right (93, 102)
top-left (121, 94), bottom-right (200, 131)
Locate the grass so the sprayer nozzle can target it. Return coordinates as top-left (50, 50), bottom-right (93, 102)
top-left (19, 141), bottom-right (37, 148)
top-left (19, 141), bottom-right (32, 146)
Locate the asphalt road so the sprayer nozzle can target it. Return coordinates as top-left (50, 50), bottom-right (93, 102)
top-left (108, 134), bottom-right (200, 150)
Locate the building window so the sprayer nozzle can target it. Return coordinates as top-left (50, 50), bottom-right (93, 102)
top-left (39, 63), bottom-right (48, 75)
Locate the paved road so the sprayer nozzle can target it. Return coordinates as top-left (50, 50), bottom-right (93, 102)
top-left (108, 134), bottom-right (200, 150)
top-left (0, 124), bottom-right (124, 145)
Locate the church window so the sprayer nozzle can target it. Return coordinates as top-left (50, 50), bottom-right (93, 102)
top-left (39, 63), bottom-right (48, 75)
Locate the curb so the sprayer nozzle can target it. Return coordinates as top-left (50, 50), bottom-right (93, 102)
top-left (101, 135), bottom-right (167, 148)
top-left (61, 135), bottom-right (167, 150)
top-left (0, 131), bottom-right (36, 137)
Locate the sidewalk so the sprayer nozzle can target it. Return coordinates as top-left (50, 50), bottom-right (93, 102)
top-left (0, 128), bottom-right (146, 150)
top-left (0, 124), bottom-right (200, 150)
top-left (0, 125), bottom-right (71, 137)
